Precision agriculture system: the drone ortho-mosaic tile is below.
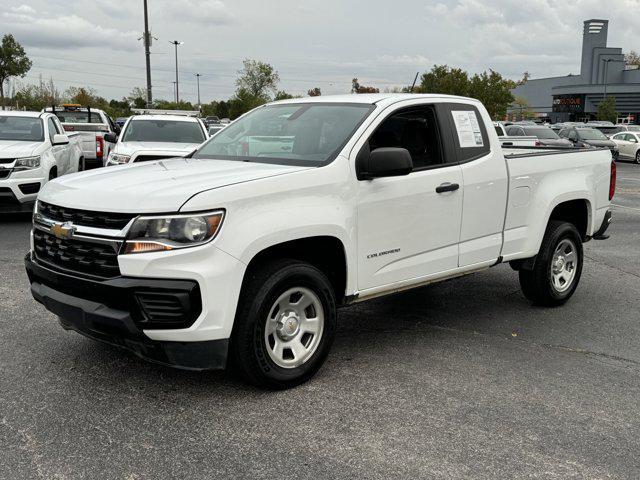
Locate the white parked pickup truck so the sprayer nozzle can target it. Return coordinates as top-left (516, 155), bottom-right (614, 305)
top-left (104, 114), bottom-right (208, 166)
top-left (0, 111), bottom-right (82, 213)
top-left (25, 94), bottom-right (614, 388)
top-left (44, 105), bottom-right (119, 170)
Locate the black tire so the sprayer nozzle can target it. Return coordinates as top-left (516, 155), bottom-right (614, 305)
top-left (518, 221), bottom-right (583, 307)
top-left (79, 157), bottom-right (86, 171)
top-left (48, 167), bottom-right (57, 180)
top-left (229, 259), bottom-right (337, 389)
top-left (635, 150), bottom-right (640, 165)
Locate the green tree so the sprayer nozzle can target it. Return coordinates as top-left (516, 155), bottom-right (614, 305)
top-left (228, 87), bottom-right (267, 119)
top-left (418, 65), bottom-right (470, 96)
top-left (511, 96), bottom-right (536, 120)
top-left (0, 34), bottom-right (32, 109)
top-left (468, 69), bottom-right (514, 118)
top-left (308, 87), bottom-right (321, 96)
top-left (235, 59), bottom-right (280, 99)
top-left (597, 96), bottom-right (618, 123)
top-left (274, 90), bottom-right (295, 100)
top-left (128, 87), bottom-right (147, 109)
top-left (12, 76), bottom-right (58, 110)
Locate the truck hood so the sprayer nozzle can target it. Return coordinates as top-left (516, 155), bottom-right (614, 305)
top-left (39, 158), bottom-right (312, 213)
top-left (0, 140), bottom-right (41, 160)
top-left (115, 141), bottom-right (201, 156)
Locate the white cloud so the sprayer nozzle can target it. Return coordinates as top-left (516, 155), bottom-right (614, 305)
top-left (376, 54), bottom-right (432, 67)
top-left (1, 4), bottom-right (139, 51)
top-left (161, 0), bottom-right (235, 26)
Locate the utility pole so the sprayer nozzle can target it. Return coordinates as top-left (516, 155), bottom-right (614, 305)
top-left (142, 0), bottom-right (153, 108)
top-left (171, 82), bottom-right (177, 103)
top-left (195, 73), bottom-right (201, 108)
top-left (169, 40), bottom-right (182, 103)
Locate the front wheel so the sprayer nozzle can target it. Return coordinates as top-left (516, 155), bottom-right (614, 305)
top-left (635, 150), bottom-right (640, 165)
top-left (519, 221), bottom-right (583, 306)
top-left (230, 259), bottom-right (337, 389)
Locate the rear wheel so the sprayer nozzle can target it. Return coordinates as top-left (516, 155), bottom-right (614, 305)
top-left (48, 167), bottom-right (57, 180)
top-left (519, 221), bottom-right (583, 306)
top-left (230, 259), bottom-right (337, 389)
top-left (635, 150), bottom-right (640, 164)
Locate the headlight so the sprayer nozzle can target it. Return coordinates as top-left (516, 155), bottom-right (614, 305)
top-left (14, 156), bottom-right (41, 171)
top-left (107, 153), bottom-right (131, 164)
top-left (123, 211), bottom-right (224, 254)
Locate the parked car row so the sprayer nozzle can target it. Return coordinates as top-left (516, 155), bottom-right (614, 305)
top-left (0, 107), bottom-right (224, 213)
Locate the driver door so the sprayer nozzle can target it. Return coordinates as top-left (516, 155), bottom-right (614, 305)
top-left (355, 102), bottom-right (463, 292)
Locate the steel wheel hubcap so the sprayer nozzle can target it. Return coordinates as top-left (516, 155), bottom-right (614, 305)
top-left (550, 238), bottom-right (578, 293)
top-left (264, 287), bottom-right (324, 369)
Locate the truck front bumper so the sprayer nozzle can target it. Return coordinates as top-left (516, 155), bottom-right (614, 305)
top-left (25, 254), bottom-right (229, 370)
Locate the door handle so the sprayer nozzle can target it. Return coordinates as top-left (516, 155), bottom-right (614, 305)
top-left (436, 182), bottom-right (460, 194)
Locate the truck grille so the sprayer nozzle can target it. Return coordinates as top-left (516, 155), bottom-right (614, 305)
top-left (38, 202), bottom-right (135, 230)
top-left (0, 169), bottom-right (11, 179)
top-left (134, 291), bottom-right (194, 327)
top-left (33, 229), bottom-right (121, 278)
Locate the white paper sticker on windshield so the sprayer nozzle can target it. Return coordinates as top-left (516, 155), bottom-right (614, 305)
top-left (451, 110), bottom-right (484, 148)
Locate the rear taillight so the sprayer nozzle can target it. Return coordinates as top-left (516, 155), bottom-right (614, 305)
top-left (63, 125), bottom-right (74, 132)
top-left (609, 160), bottom-right (616, 201)
top-left (535, 140), bottom-right (541, 147)
top-left (241, 142), bottom-right (249, 156)
top-left (96, 135), bottom-right (104, 159)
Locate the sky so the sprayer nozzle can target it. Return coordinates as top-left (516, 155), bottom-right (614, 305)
top-left (1, 0), bottom-right (639, 104)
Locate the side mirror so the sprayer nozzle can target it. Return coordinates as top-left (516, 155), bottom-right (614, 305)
top-left (358, 147), bottom-right (413, 180)
top-left (114, 124), bottom-right (121, 135)
top-left (104, 132), bottom-right (118, 143)
top-left (52, 134), bottom-right (69, 146)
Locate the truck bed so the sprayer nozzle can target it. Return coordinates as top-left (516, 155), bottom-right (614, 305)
top-left (500, 146), bottom-right (613, 261)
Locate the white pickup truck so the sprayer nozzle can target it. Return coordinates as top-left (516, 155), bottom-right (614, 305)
top-left (0, 111), bottom-right (82, 213)
top-left (25, 94), bottom-right (614, 389)
top-left (44, 105), bottom-right (119, 170)
top-left (104, 114), bottom-right (207, 166)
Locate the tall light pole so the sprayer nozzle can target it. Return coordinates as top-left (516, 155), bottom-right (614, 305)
top-left (169, 40), bottom-right (183, 103)
top-left (195, 73), bottom-right (202, 109)
top-left (142, 0), bottom-right (153, 108)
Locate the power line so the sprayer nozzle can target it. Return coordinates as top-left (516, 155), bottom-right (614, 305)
top-left (28, 54), bottom-right (410, 86)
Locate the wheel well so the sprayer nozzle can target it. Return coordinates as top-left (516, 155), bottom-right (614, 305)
top-left (246, 236), bottom-right (348, 303)
top-left (549, 199), bottom-right (589, 239)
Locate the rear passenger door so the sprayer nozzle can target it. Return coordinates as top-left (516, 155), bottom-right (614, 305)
top-left (355, 101), bottom-right (463, 291)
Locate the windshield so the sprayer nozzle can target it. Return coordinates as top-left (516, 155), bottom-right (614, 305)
top-left (122, 119), bottom-right (205, 143)
top-left (193, 103), bottom-right (374, 166)
top-left (578, 129), bottom-right (608, 140)
top-left (0, 116), bottom-right (44, 141)
top-left (525, 127), bottom-right (559, 139)
top-left (54, 111), bottom-right (104, 124)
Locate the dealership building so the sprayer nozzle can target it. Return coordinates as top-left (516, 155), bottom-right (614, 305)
top-left (510, 19), bottom-right (640, 123)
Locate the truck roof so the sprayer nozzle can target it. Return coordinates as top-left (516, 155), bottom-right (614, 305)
top-left (271, 93), bottom-right (476, 107)
top-left (0, 111), bottom-right (44, 118)
top-left (129, 114), bottom-right (201, 122)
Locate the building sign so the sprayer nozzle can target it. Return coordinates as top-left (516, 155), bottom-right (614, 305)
top-left (552, 94), bottom-right (585, 113)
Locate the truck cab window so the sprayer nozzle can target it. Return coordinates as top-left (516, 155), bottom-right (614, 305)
top-left (368, 106), bottom-right (443, 170)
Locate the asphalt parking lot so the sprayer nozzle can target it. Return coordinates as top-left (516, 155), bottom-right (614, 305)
top-left (1, 162), bottom-right (639, 480)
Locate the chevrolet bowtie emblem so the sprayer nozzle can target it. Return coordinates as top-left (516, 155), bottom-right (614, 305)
top-left (50, 222), bottom-right (76, 240)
